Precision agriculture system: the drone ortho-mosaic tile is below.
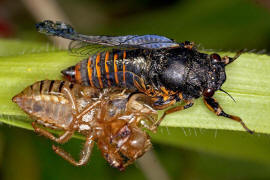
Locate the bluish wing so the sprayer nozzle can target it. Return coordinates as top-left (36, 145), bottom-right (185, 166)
top-left (36, 20), bottom-right (180, 50)
top-left (105, 34), bottom-right (181, 49)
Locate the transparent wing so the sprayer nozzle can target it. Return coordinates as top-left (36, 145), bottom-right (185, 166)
top-left (36, 20), bottom-right (181, 50)
top-left (69, 41), bottom-right (108, 56)
top-left (68, 41), bottom-right (136, 56)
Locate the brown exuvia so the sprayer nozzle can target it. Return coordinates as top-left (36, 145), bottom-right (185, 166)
top-left (12, 80), bottom-right (158, 170)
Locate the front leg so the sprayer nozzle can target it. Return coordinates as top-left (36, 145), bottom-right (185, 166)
top-left (131, 115), bottom-right (159, 132)
top-left (62, 86), bottom-right (78, 115)
top-left (203, 96), bottom-right (254, 134)
top-left (32, 121), bottom-right (74, 144)
top-left (52, 135), bottom-right (94, 166)
top-left (126, 93), bottom-right (158, 131)
top-left (76, 101), bottom-right (101, 120)
top-left (153, 101), bottom-right (194, 129)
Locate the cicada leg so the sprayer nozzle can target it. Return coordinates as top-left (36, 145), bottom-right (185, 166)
top-left (153, 101), bottom-right (194, 128)
top-left (76, 100), bottom-right (101, 120)
top-left (152, 99), bottom-right (176, 110)
top-left (129, 114), bottom-right (158, 132)
top-left (32, 121), bottom-right (74, 144)
top-left (62, 85), bottom-right (101, 123)
top-left (62, 86), bottom-right (78, 115)
top-left (203, 96), bottom-right (254, 134)
top-left (126, 93), bottom-right (159, 131)
top-left (52, 135), bottom-right (94, 166)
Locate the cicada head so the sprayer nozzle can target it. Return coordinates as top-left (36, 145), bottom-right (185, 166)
top-left (202, 53), bottom-right (227, 97)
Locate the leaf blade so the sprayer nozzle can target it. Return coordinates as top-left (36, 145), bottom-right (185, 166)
top-left (1, 40), bottom-right (270, 163)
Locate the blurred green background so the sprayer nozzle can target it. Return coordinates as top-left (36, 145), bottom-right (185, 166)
top-left (1, 0), bottom-right (270, 179)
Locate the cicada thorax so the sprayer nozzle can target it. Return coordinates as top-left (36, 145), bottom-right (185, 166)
top-left (62, 49), bottom-right (150, 91)
top-left (12, 80), bottom-right (84, 129)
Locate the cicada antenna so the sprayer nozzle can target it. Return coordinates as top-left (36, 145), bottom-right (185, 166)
top-left (220, 88), bottom-right (236, 103)
top-left (223, 49), bottom-right (245, 65)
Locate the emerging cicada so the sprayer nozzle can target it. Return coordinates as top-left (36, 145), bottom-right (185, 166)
top-left (12, 80), bottom-right (158, 170)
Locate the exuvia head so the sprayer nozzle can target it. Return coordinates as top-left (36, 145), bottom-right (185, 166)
top-left (99, 119), bottom-right (151, 171)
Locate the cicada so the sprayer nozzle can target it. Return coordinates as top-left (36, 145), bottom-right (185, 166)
top-left (36, 20), bottom-right (253, 133)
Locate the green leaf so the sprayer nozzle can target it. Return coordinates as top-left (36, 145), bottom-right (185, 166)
top-left (1, 40), bottom-right (270, 164)
top-left (0, 39), bottom-right (57, 57)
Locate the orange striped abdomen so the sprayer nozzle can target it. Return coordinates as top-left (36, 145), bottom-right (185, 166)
top-left (62, 49), bottom-right (148, 90)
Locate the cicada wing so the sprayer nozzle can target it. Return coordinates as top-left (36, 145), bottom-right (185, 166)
top-left (37, 20), bottom-right (181, 50)
top-left (68, 41), bottom-right (137, 57)
top-left (111, 34), bottom-right (180, 49)
top-left (68, 41), bottom-right (105, 56)
top-left (71, 34), bottom-right (181, 49)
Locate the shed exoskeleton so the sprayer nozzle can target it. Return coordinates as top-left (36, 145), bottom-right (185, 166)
top-left (12, 80), bottom-right (158, 170)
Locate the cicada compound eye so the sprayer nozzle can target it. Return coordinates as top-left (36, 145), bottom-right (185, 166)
top-left (210, 53), bottom-right (221, 63)
top-left (203, 88), bottom-right (215, 97)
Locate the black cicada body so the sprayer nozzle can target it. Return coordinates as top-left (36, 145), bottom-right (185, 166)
top-left (36, 20), bottom-right (253, 134)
